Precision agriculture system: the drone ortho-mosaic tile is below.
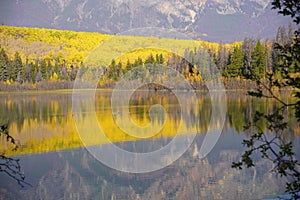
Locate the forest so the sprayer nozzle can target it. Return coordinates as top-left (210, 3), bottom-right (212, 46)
top-left (0, 24), bottom-right (295, 90)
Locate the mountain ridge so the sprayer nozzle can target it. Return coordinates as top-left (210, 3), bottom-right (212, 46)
top-left (0, 0), bottom-right (291, 42)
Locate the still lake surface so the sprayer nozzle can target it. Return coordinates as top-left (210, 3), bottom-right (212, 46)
top-left (0, 90), bottom-right (299, 200)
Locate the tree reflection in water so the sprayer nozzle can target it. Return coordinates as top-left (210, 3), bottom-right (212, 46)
top-left (0, 91), bottom-right (298, 199)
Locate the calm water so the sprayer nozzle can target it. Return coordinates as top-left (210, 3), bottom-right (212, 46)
top-left (0, 90), bottom-right (299, 200)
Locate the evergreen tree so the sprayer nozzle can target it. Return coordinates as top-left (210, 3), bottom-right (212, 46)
top-left (241, 37), bottom-right (256, 77)
top-left (35, 70), bottom-right (43, 82)
top-left (11, 52), bottom-right (24, 82)
top-left (288, 22), bottom-right (294, 44)
top-left (116, 61), bottom-right (122, 78)
top-left (276, 25), bottom-right (288, 45)
top-left (69, 65), bottom-right (78, 81)
top-left (224, 51), bottom-right (232, 77)
top-left (272, 25), bottom-right (289, 74)
top-left (107, 59), bottom-right (116, 80)
top-left (155, 54), bottom-right (160, 64)
top-left (47, 60), bottom-right (53, 79)
top-left (225, 46), bottom-right (243, 78)
top-left (40, 58), bottom-right (48, 80)
top-left (30, 61), bottom-right (38, 83)
top-left (168, 53), bottom-right (181, 72)
top-left (0, 48), bottom-right (10, 82)
top-left (159, 54), bottom-right (164, 64)
top-left (78, 63), bottom-right (87, 80)
top-left (125, 59), bottom-right (132, 72)
top-left (24, 57), bottom-right (31, 83)
top-left (133, 57), bottom-right (143, 67)
top-left (217, 42), bottom-right (227, 73)
top-left (155, 54), bottom-right (164, 64)
top-left (145, 53), bottom-right (155, 64)
top-left (60, 63), bottom-right (67, 80)
top-left (265, 41), bottom-right (273, 73)
top-left (251, 40), bottom-right (266, 79)
top-left (107, 59), bottom-right (122, 80)
top-left (53, 58), bottom-right (60, 75)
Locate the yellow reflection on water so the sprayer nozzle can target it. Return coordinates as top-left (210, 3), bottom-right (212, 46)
top-left (1, 91), bottom-right (298, 156)
top-left (1, 91), bottom-right (208, 156)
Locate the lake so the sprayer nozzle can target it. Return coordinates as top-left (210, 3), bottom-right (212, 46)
top-left (0, 90), bottom-right (299, 199)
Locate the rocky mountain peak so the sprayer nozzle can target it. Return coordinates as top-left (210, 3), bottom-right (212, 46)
top-left (1, 0), bottom-right (290, 42)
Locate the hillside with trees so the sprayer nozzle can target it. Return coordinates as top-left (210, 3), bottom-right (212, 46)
top-left (0, 25), bottom-right (295, 90)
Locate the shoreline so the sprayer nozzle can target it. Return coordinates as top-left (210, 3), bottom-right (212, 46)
top-left (0, 79), bottom-right (292, 93)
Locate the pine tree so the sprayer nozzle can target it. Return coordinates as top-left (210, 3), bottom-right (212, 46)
top-left (0, 48), bottom-right (10, 82)
top-left (125, 59), bottom-right (132, 72)
top-left (265, 40), bottom-right (273, 73)
top-left (288, 22), bottom-right (294, 44)
top-left (30, 61), bottom-right (38, 83)
top-left (60, 63), bottom-right (67, 80)
top-left (108, 59), bottom-right (116, 80)
top-left (158, 54), bottom-right (164, 64)
top-left (116, 61), bottom-right (122, 78)
top-left (225, 46), bottom-right (243, 78)
top-left (11, 52), bottom-right (24, 82)
top-left (251, 40), bottom-right (266, 79)
top-left (241, 37), bottom-right (256, 77)
top-left (47, 60), bottom-right (52, 78)
top-left (35, 70), bottom-right (43, 82)
top-left (217, 42), bottom-right (227, 73)
top-left (24, 57), bottom-right (31, 83)
top-left (53, 58), bottom-right (60, 75)
top-left (154, 54), bottom-right (164, 64)
top-left (272, 25), bottom-right (289, 74)
top-left (133, 57), bottom-right (143, 67)
top-left (107, 59), bottom-right (123, 81)
top-left (40, 59), bottom-right (48, 80)
top-left (69, 65), bottom-right (78, 81)
top-left (155, 54), bottom-right (160, 64)
top-left (145, 53), bottom-right (155, 64)
top-left (168, 53), bottom-right (181, 72)
top-left (276, 26), bottom-right (288, 45)
top-left (78, 63), bottom-right (87, 80)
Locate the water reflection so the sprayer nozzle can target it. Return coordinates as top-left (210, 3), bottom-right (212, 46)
top-left (0, 138), bottom-right (293, 199)
top-left (0, 91), bottom-right (299, 199)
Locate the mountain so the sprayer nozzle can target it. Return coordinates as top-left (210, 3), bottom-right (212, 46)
top-left (0, 0), bottom-right (291, 42)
